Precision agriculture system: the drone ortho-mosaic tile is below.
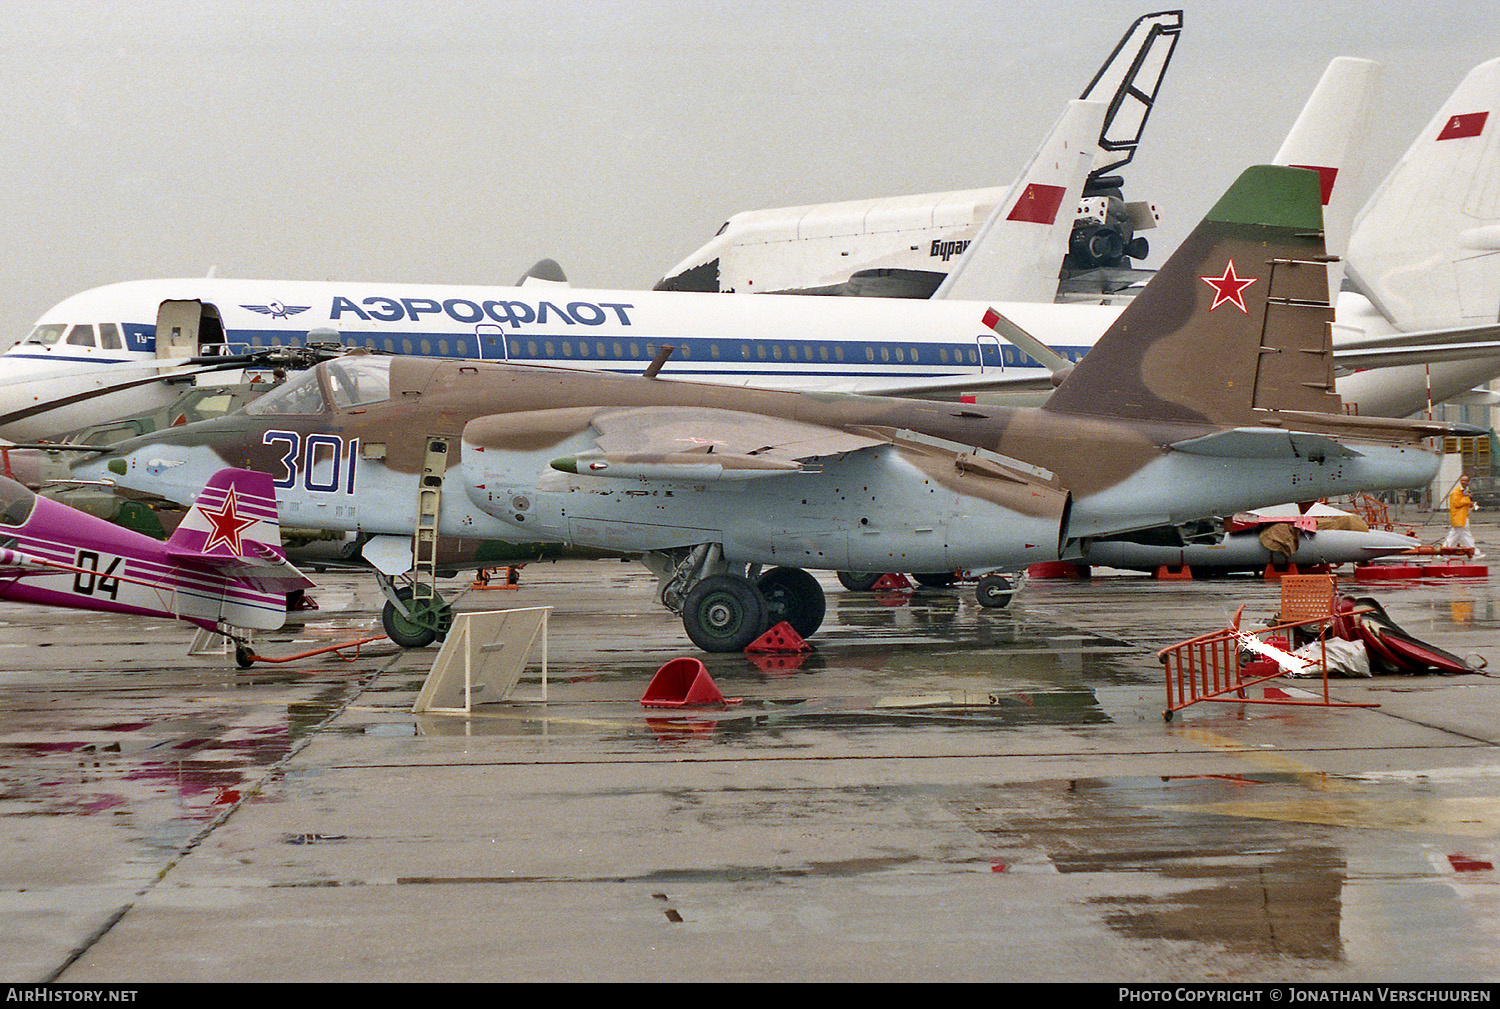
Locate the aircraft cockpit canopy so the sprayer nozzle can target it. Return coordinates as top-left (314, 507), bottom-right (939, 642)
top-left (325, 356), bottom-right (392, 409)
top-left (244, 369), bottom-right (326, 417)
top-left (0, 478), bottom-right (37, 528)
top-left (242, 356), bottom-right (392, 417)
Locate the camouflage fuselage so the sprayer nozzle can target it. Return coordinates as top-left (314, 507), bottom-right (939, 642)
top-left (78, 355), bottom-right (1441, 573)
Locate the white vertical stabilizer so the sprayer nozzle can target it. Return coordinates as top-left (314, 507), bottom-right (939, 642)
top-left (934, 100), bottom-right (1106, 303)
top-left (1273, 57), bottom-right (1381, 299)
top-left (1345, 59), bottom-right (1500, 330)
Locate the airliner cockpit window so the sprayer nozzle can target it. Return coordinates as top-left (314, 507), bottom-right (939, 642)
top-left (98, 323), bottom-right (123, 350)
top-left (0, 479), bottom-right (37, 528)
top-left (65, 325), bottom-right (97, 347)
top-left (326, 357), bottom-right (392, 409)
top-left (25, 324), bottom-right (65, 345)
top-left (243, 368), bottom-right (327, 416)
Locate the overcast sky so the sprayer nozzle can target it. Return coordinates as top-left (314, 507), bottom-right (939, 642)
top-left (2, 0), bottom-right (1498, 344)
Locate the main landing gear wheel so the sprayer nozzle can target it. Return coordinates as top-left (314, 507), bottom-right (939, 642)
top-left (756, 566), bottom-right (826, 639)
top-left (913, 572), bottom-right (957, 589)
top-left (836, 571), bottom-right (881, 592)
top-left (975, 574), bottom-right (1015, 609)
top-left (682, 574), bottom-right (768, 653)
top-left (381, 586), bottom-right (454, 648)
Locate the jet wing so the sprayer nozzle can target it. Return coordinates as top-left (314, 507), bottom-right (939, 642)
top-left (1334, 321), bottom-right (1500, 349)
top-left (1169, 428), bottom-right (1363, 460)
top-left (588, 406), bottom-right (885, 460)
top-left (666, 370), bottom-right (1061, 399)
top-left (468, 406), bottom-right (889, 483)
top-left (1332, 338), bottom-right (1500, 371)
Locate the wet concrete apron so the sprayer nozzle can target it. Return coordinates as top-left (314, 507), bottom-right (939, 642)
top-left (1, 546), bottom-right (1497, 981)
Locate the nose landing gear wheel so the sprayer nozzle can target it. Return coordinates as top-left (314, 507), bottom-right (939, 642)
top-left (976, 574), bottom-right (1015, 608)
top-left (682, 574), bottom-right (768, 653)
top-left (381, 586), bottom-right (454, 648)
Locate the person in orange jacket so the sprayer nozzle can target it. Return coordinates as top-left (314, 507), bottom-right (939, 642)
top-left (1442, 474), bottom-right (1484, 558)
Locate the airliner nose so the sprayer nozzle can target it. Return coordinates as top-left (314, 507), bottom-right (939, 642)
top-left (0, 351), bottom-right (180, 442)
top-left (0, 353), bottom-right (73, 441)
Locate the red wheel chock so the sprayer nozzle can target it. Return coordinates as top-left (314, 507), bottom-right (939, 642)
top-left (1154, 564), bottom-right (1193, 580)
top-left (870, 573), bottom-right (912, 590)
top-left (641, 657), bottom-right (742, 708)
top-left (745, 621), bottom-right (812, 654)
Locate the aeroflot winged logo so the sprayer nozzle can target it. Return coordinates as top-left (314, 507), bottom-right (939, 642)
top-left (198, 490), bottom-right (258, 555)
top-left (1200, 260), bottom-right (1258, 314)
top-left (241, 301), bottom-right (312, 320)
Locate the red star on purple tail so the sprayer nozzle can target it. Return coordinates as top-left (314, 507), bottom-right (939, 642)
top-left (197, 490), bottom-right (257, 555)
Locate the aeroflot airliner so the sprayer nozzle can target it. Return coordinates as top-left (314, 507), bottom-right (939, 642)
top-left (7, 269), bottom-right (1499, 445)
top-left (0, 277), bottom-right (1117, 440)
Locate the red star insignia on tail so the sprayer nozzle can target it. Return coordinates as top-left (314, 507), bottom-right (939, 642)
top-left (198, 490), bottom-right (258, 555)
top-left (1200, 260), bottom-right (1258, 314)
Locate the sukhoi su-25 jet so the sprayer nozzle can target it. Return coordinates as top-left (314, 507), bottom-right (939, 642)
top-left (77, 167), bottom-right (1458, 652)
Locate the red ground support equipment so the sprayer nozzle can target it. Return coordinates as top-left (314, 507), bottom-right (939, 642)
top-left (1026, 562), bottom-right (1090, 579)
top-left (471, 565), bottom-right (523, 590)
top-left (1157, 574), bottom-right (1379, 721)
top-left (236, 635), bottom-right (388, 668)
top-left (641, 657), bottom-right (742, 708)
top-left (745, 621), bottom-right (812, 654)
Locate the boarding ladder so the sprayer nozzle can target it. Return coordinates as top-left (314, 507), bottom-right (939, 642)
top-left (411, 436), bottom-right (450, 619)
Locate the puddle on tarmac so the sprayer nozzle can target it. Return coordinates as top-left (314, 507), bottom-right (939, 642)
top-left (970, 773), bottom-right (1500, 963)
top-left (0, 672), bottom-right (365, 864)
top-left (405, 685), bottom-right (1115, 742)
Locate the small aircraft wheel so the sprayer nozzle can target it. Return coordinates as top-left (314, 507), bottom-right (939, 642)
top-left (756, 566), bottom-right (826, 639)
top-left (975, 573), bottom-right (1015, 609)
top-left (836, 571), bottom-right (881, 592)
top-left (913, 572), bottom-right (957, 589)
top-left (381, 586), bottom-right (449, 648)
top-left (682, 574), bottom-right (768, 653)
top-left (235, 645), bottom-right (254, 669)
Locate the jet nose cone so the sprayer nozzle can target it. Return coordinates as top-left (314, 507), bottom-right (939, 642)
top-left (1361, 531), bottom-right (1423, 555)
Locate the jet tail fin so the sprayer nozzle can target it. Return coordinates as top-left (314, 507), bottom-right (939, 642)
top-left (1273, 57), bottom-right (1381, 298)
top-left (1345, 58), bottom-right (1500, 330)
top-left (1043, 165), bottom-right (1339, 427)
top-left (934, 100), bottom-right (1106, 303)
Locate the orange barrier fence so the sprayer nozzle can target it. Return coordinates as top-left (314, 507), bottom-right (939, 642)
top-left (1157, 575), bottom-right (1380, 721)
